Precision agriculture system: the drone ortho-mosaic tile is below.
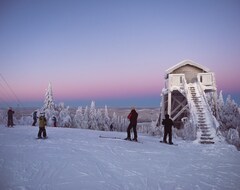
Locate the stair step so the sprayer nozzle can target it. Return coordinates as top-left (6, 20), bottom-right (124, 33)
top-left (201, 133), bottom-right (211, 137)
top-left (200, 141), bottom-right (215, 144)
top-left (201, 130), bottom-right (210, 133)
top-left (200, 137), bottom-right (214, 140)
top-left (200, 127), bottom-right (209, 130)
top-left (199, 124), bottom-right (207, 126)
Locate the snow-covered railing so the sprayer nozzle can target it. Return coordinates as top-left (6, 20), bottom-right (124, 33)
top-left (196, 81), bottom-right (219, 130)
top-left (197, 72), bottom-right (216, 91)
top-left (168, 74), bottom-right (185, 90)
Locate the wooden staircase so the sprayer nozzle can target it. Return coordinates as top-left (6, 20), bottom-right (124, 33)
top-left (189, 86), bottom-right (215, 144)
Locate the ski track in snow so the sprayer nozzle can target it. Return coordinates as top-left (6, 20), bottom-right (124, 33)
top-left (0, 125), bottom-right (240, 190)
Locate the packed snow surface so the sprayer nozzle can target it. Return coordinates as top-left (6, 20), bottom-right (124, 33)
top-left (0, 125), bottom-right (239, 190)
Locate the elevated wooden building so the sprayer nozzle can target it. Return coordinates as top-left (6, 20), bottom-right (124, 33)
top-left (160, 60), bottom-right (219, 143)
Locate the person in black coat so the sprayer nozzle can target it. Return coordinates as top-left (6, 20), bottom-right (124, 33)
top-left (162, 114), bottom-right (174, 144)
top-left (32, 111), bottom-right (38, 126)
top-left (125, 107), bottom-right (138, 141)
top-left (7, 107), bottom-right (14, 127)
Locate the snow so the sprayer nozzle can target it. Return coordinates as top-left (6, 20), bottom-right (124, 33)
top-left (0, 125), bottom-right (240, 190)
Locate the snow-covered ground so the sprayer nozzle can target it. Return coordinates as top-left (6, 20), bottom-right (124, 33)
top-left (0, 125), bottom-right (239, 190)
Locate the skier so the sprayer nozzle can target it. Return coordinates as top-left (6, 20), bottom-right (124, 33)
top-left (7, 107), bottom-right (15, 127)
top-left (32, 111), bottom-right (38, 126)
top-left (38, 113), bottom-right (47, 138)
top-left (125, 107), bottom-right (138, 141)
top-left (110, 123), bottom-right (113, 131)
top-left (162, 114), bottom-right (174, 144)
top-left (52, 116), bottom-right (57, 127)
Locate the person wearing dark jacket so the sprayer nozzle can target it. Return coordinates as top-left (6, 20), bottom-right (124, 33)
top-left (38, 113), bottom-right (47, 138)
top-left (162, 114), bottom-right (174, 144)
top-left (32, 111), bottom-right (38, 126)
top-left (7, 107), bottom-right (15, 127)
top-left (52, 116), bottom-right (57, 127)
top-left (125, 107), bottom-right (138, 141)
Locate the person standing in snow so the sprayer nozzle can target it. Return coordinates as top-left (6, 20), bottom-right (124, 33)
top-left (7, 107), bottom-right (15, 127)
top-left (38, 113), bottom-right (47, 138)
top-left (32, 111), bottom-right (38, 126)
top-left (162, 114), bottom-right (174, 144)
top-left (52, 116), bottom-right (57, 127)
top-left (125, 107), bottom-right (138, 141)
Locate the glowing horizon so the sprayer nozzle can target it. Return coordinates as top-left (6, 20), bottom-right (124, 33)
top-left (0, 0), bottom-right (240, 108)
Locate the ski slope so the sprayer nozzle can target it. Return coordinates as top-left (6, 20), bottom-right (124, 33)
top-left (0, 125), bottom-right (239, 190)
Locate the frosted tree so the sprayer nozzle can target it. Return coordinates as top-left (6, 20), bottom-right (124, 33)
top-left (227, 128), bottom-right (240, 150)
top-left (73, 106), bottom-right (84, 128)
top-left (96, 109), bottom-right (104, 130)
top-left (58, 106), bottom-right (72, 128)
top-left (103, 105), bottom-right (110, 130)
top-left (219, 95), bottom-right (240, 132)
top-left (43, 83), bottom-right (55, 110)
top-left (88, 101), bottom-right (97, 130)
top-left (82, 106), bottom-right (89, 129)
top-left (217, 92), bottom-right (240, 149)
top-left (111, 112), bottom-right (118, 131)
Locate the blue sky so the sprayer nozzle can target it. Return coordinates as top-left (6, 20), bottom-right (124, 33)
top-left (0, 0), bottom-right (240, 108)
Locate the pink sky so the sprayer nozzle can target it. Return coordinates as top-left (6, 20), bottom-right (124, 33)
top-left (0, 0), bottom-right (240, 107)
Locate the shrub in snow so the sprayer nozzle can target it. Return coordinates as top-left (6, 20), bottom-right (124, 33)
top-left (174, 117), bottom-right (196, 140)
top-left (110, 112), bottom-right (118, 131)
top-left (0, 109), bottom-right (6, 125)
top-left (226, 128), bottom-right (240, 149)
top-left (19, 116), bottom-right (32, 125)
top-left (148, 121), bottom-right (163, 136)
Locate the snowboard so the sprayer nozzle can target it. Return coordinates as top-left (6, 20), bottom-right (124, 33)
top-left (160, 141), bottom-right (178, 146)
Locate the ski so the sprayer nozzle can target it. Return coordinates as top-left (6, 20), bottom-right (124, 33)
top-left (36, 137), bottom-right (48, 140)
top-left (99, 135), bottom-right (143, 144)
top-left (124, 138), bottom-right (143, 144)
top-left (160, 141), bottom-right (178, 146)
top-left (99, 135), bottom-right (122, 139)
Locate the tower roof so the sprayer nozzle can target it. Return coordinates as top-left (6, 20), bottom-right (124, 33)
top-left (165, 60), bottom-right (210, 74)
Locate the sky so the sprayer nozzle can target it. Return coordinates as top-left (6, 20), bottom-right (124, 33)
top-left (0, 0), bottom-right (240, 108)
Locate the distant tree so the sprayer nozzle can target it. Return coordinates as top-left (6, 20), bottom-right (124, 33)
top-left (88, 101), bottom-right (97, 130)
top-left (73, 106), bottom-right (84, 128)
top-left (218, 94), bottom-right (240, 132)
top-left (82, 106), bottom-right (89, 129)
top-left (217, 92), bottom-right (240, 149)
top-left (96, 109), bottom-right (104, 130)
top-left (43, 83), bottom-right (55, 111)
top-left (111, 112), bottom-right (118, 131)
top-left (58, 105), bottom-right (72, 128)
top-left (103, 105), bottom-right (110, 130)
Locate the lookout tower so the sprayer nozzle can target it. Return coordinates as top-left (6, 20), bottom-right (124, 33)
top-left (160, 60), bottom-right (219, 144)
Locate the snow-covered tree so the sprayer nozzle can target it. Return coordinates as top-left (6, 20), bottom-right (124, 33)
top-left (43, 83), bottom-right (55, 111)
top-left (96, 109), bottom-right (104, 130)
top-left (148, 120), bottom-right (162, 136)
top-left (73, 106), bottom-right (84, 128)
top-left (103, 105), bottom-right (110, 131)
top-left (226, 128), bottom-right (240, 150)
top-left (111, 112), bottom-right (118, 131)
top-left (58, 105), bottom-right (72, 128)
top-left (88, 101), bottom-right (97, 130)
top-left (217, 92), bottom-right (240, 149)
top-left (82, 106), bottom-right (89, 129)
top-left (218, 95), bottom-right (240, 132)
